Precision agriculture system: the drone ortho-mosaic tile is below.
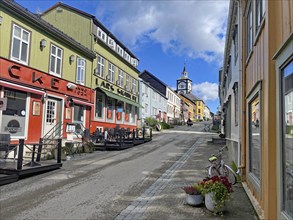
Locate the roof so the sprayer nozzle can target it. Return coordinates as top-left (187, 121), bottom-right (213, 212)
top-left (42, 2), bottom-right (139, 60)
top-left (139, 78), bottom-right (168, 100)
top-left (1, 0), bottom-right (96, 59)
top-left (140, 70), bottom-right (168, 88)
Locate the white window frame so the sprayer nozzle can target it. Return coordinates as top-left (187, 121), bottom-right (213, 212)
top-left (124, 52), bottom-right (131, 62)
top-left (11, 24), bottom-right (30, 65)
top-left (107, 62), bottom-right (115, 83)
top-left (97, 27), bottom-right (107, 43)
top-left (108, 36), bottom-right (116, 50)
top-left (116, 45), bottom-right (124, 57)
top-left (131, 78), bottom-right (137, 93)
top-left (49, 44), bottom-right (63, 77)
top-left (96, 55), bottom-right (105, 78)
top-left (76, 58), bottom-right (85, 85)
top-left (125, 74), bottom-right (130, 91)
top-left (117, 69), bottom-right (124, 87)
top-left (131, 58), bottom-right (138, 67)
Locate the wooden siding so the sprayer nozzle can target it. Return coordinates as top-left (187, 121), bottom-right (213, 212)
top-left (242, 0), bottom-right (293, 219)
top-left (42, 6), bottom-right (93, 50)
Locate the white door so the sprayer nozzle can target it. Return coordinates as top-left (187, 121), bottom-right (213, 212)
top-left (44, 99), bottom-right (57, 136)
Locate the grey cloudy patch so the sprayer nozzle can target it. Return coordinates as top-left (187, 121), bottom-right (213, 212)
top-left (95, 0), bottom-right (229, 63)
top-left (192, 82), bottom-right (218, 101)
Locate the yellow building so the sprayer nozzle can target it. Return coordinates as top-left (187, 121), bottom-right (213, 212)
top-left (195, 100), bottom-right (205, 120)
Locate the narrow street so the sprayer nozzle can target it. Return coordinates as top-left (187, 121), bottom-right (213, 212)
top-left (0, 123), bottom-right (257, 220)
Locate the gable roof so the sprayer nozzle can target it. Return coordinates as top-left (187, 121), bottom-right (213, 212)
top-left (140, 70), bottom-right (168, 87)
top-left (1, 0), bottom-right (96, 59)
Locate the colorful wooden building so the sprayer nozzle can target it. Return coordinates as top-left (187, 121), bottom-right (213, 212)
top-left (41, 3), bottom-right (141, 133)
top-left (0, 0), bottom-right (95, 143)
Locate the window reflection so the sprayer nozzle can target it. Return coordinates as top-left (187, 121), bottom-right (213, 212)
top-left (282, 60), bottom-right (293, 218)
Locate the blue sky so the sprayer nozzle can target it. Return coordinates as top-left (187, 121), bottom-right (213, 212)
top-left (15, 0), bottom-right (230, 113)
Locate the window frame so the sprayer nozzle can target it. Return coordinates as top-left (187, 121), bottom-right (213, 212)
top-left (10, 23), bottom-right (30, 65)
top-left (275, 38), bottom-right (293, 219)
top-left (246, 81), bottom-right (262, 191)
top-left (76, 57), bottom-right (86, 85)
top-left (96, 55), bottom-right (105, 78)
top-left (107, 62), bottom-right (115, 83)
top-left (117, 69), bottom-right (124, 87)
top-left (255, 0), bottom-right (265, 35)
top-left (49, 44), bottom-right (63, 77)
top-left (245, 1), bottom-right (253, 61)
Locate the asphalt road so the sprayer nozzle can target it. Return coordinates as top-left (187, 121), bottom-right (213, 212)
top-left (0, 122), bottom-right (214, 220)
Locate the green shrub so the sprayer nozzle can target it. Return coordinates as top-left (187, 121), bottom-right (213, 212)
top-left (145, 117), bottom-right (158, 128)
top-left (159, 122), bottom-right (171, 129)
top-left (286, 125), bottom-right (293, 134)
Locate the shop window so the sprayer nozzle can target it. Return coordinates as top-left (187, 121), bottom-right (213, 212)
top-left (131, 106), bottom-right (136, 123)
top-left (281, 60), bottom-right (293, 218)
top-left (1, 88), bottom-right (27, 137)
top-left (116, 101), bottom-right (123, 121)
top-left (106, 98), bottom-right (114, 120)
top-left (95, 92), bottom-right (105, 118)
top-left (11, 24), bottom-right (30, 65)
top-left (125, 103), bottom-right (131, 122)
top-left (247, 83), bottom-right (262, 187)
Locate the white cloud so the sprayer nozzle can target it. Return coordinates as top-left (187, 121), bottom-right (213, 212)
top-left (95, 0), bottom-right (229, 63)
top-left (192, 82), bottom-right (218, 101)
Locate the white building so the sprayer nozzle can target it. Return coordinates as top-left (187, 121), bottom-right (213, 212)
top-left (166, 87), bottom-right (181, 124)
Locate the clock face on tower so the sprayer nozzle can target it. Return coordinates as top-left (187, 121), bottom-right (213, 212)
top-left (178, 81), bottom-right (186, 90)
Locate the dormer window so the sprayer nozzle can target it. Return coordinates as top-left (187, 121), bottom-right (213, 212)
top-left (124, 52), bottom-right (131, 62)
top-left (97, 27), bottom-right (107, 43)
top-left (108, 37), bottom-right (116, 50)
top-left (131, 58), bottom-right (138, 67)
top-left (116, 45), bottom-right (124, 57)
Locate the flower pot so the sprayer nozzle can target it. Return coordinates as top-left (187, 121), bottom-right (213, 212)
top-left (205, 193), bottom-right (226, 213)
top-left (186, 194), bottom-right (203, 206)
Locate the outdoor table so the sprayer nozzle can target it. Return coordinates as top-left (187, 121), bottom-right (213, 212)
top-left (23, 142), bottom-right (41, 167)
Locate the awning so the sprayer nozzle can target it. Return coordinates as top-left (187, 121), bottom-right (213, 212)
top-left (0, 80), bottom-right (45, 96)
top-left (96, 87), bottom-right (142, 108)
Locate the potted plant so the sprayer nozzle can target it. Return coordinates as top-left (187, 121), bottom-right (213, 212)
top-left (200, 176), bottom-right (233, 214)
top-left (182, 184), bottom-right (203, 206)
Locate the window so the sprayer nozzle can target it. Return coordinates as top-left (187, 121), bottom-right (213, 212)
top-left (108, 37), bottom-right (116, 50)
top-left (124, 52), bottom-right (131, 62)
top-left (1, 89), bottom-right (27, 137)
top-left (116, 45), bottom-right (124, 57)
top-left (106, 98), bottom-right (114, 120)
top-left (95, 92), bottom-right (105, 118)
top-left (96, 55), bottom-right (105, 78)
top-left (125, 103), bottom-right (131, 122)
top-left (97, 27), bottom-right (107, 43)
top-left (132, 78), bottom-right (137, 93)
top-left (145, 103), bottom-right (148, 114)
top-left (198, 109), bottom-right (201, 114)
top-left (234, 85), bottom-right (239, 126)
top-left (116, 101), bottom-right (123, 121)
top-left (73, 105), bottom-right (84, 123)
top-left (247, 83), bottom-right (262, 186)
top-left (117, 69), bottom-right (124, 87)
top-left (281, 60), bottom-right (293, 218)
top-left (11, 24), bottom-right (30, 64)
top-left (233, 25), bottom-right (238, 63)
top-left (107, 62), bottom-right (115, 83)
top-left (246, 2), bottom-right (253, 59)
top-left (131, 58), bottom-right (138, 67)
top-left (125, 74), bottom-right (130, 91)
top-left (50, 44), bottom-right (63, 77)
top-left (255, 0), bottom-right (265, 33)
top-left (76, 58), bottom-right (85, 85)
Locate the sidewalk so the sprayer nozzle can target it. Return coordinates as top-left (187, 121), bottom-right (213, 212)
top-left (115, 134), bottom-right (258, 220)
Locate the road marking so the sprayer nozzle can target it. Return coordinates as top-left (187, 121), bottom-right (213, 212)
top-left (114, 138), bottom-right (202, 220)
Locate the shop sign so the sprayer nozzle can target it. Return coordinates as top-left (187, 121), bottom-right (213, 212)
top-left (100, 81), bottom-right (137, 102)
top-left (5, 119), bottom-right (22, 134)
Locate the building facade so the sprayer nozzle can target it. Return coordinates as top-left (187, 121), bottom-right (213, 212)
top-left (0, 0), bottom-right (95, 143)
top-left (42, 3), bottom-right (140, 133)
top-left (176, 66), bottom-right (192, 94)
top-left (138, 79), bottom-right (167, 126)
top-left (222, 0), bottom-right (293, 219)
top-left (219, 0), bottom-right (242, 171)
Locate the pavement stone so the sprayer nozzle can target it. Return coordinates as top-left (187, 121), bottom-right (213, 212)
top-left (115, 135), bottom-right (259, 220)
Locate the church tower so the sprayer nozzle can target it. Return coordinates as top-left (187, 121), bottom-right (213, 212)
top-left (176, 65), bottom-right (192, 94)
